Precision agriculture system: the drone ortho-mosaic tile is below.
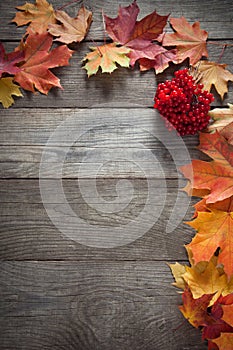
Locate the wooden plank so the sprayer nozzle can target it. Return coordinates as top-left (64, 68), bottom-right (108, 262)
top-left (0, 145), bottom-right (209, 178)
top-left (0, 261), bottom-right (207, 349)
top-left (0, 0), bottom-right (233, 40)
top-left (0, 107), bottom-right (214, 147)
top-left (0, 42), bottom-right (233, 109)
top-left (0, 178), bottom-right (197, 260)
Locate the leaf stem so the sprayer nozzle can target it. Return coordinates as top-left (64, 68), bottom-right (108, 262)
top-left (217, 44), bottom-right (227, 63)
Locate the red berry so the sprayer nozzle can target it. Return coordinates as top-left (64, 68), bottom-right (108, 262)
top-left (153, 69), bottom-right (214, 136)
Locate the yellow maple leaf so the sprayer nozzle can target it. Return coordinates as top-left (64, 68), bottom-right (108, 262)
top-left (12, 0), bottom-right (56, 35)
top-left (83, 43), bottom-right (130, 77)
top-left (169, 254), bottom-right (233, 305)
top-left (0, 77), bottom-right (23, 108)
top-left (168, 262), bottom-right (186, 289)
top-left (194, 60), bottom-right (233, 99)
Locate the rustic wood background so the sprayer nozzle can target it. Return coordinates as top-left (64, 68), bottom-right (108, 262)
top-left (0, 1), bottom-right (232, 349)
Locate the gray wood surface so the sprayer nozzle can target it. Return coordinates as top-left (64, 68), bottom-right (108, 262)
top-left (0, 0), bottom-right (232, 349)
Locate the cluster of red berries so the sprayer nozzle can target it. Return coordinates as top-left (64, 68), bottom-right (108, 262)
top-left (154, 68), bottom-right (214, 136)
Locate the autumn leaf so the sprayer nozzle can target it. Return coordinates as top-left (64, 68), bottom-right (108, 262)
top-left (138, 48), bottom-right (177, 74)
top-left (209, 104), bottom-right (233, 132)
top-left (202, 294), bottom-right (233, 341)
top-left (162, 16), bottom-right (208, 65)
top-left (212, 333), bottom-right (233, 350)
top-left (186, 197), bottom-right (233, 277)
top-left (83, 43), bottom-right (130, 77)
top-left (222, 304), bottom-right (233, 328)
top-left (104, 1), bottom-right (169, 69)
top-left (197, 131), bottom-right (233, 167)
top-left (48, 6), bottom-right (92, 45)
top-left (0, 43), bottom-right (24, 77)
top-left (208, 104), bottom-right (233, 145)
top-left (12, 0), bottom-right (56, 35)
top-left (169, 262), bottom-right (186, 289)
top-left (179, 288), bottom-right (213, 328)
top-left (180, 132), bottom-right (233, 203)
top-left (0, 77), bottom-right (23, 108)
top-left (170, 255), bottom-right (233, 304)
top-left (14, 33), bottom-right (73, 94)
top-left (194, 60), bottom-right (233, 100)
top-left (183, 257), bottom-right (233, 302)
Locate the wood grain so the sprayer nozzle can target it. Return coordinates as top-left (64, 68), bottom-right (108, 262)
top-left (0, 0), bottom-right (232, 348)
top-left (0, 0), bottom-right (233, 40)
top-left (0, 261), bottom-right (207, 350)
top-left (0, 178), bottom-right (198, 260)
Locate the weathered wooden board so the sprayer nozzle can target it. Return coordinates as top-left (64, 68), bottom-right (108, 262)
top-left (0, 0), bottom-right (233, 40)
top-left (0, 178), bottom-right (198, 260)
top-left (0, 0), bottom-right (232, 349)
top-left (1, 41), bottom-right (233, 109)
top-left (0, 261), bottom-right (207, 350)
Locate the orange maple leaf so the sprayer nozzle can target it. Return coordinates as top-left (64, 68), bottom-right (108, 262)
top-left (212, 333), bottom-right (233, 350)
top-left (186, 197), bottom-right (233, 277)
top-left (12, 0), bottom-right (56, 35)
top-left (222, 304), bottom-right (233, 328)
top-left (162, 16), bottom-right (208, 65)
top-left (48, 6), bottom-right (92, 45)
top-left (14, 33), bottom-right (73, 94)
top-left (194, 61), bottom-right (233, 100)
top-left (180, 131), bottom-right (233, 203)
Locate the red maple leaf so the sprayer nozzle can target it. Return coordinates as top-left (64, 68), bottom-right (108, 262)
top-left (104, 1), bottom-right (170, 70)
top-left (0, 42), bottom-right (24, 77)
top-left (14, 33), bottom-right (73, 94)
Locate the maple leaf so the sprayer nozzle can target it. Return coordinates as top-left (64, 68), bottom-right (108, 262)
top-left (83, 43), bottom-right (130, 77)
top-left (202, 294), bottom-right (233, 341)
top-left (12, 0), bottom-right (56, 35)
top-left (168, 262), bottom-right (186, 289)
top-left (194, 60), bottom-right (233, 100)
top-left (0, 77), bottom-right (23, 108)
top-left (104, 1), bottom-right (169, 67)
top-left (212, 333), bottom-right (233, 350)
top-left (208, 104), bottom-right (233, 145)
top-left (14, 33), bottom-right (73, 94)
top-left (197, 131), bottom-right (233, 167)
top-left (186, 197), bottom-right (233, 277)
top-left (0, 43), bottom-right (24, 77)
top-left (48, 6), bottom-right (92, 45)
top-left (180, 131), bottom-right (233, 203)
top-left (162, 16), bottom-right (208, 65)
top-left (222, 304), bottom-right (233, 328)
top-left (138, 48), bottom-right (177, 74)
top-left (183, 257), bottom-right (233, 303)
top-left (179, 288), bottom-right (213, 328)
top-left (170, 255), bottom-right (233, 304)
